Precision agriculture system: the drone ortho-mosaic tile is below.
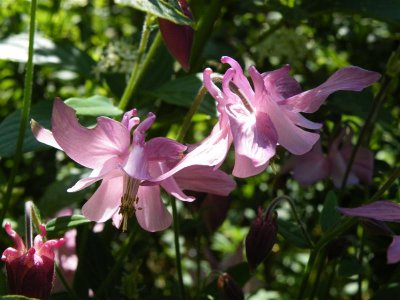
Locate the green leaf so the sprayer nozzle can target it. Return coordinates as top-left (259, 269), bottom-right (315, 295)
top-left (64, 95), bottom-right (123, 117)
top-left (115, 0), bottom-right (193, 26)
top-left (46, 215), bottom-right (91, 235)
top-left (278, 219), bottom-right (310, 249)
top-left (320, 191), bottom-right (342, 232)
top-left (337, 257), bottom-right (364, 277)
top-left (0, 34), bottom-right (95, 77)
top-left (145, 73), bottom-right (217, 116)
top-left (39, 175), bottom-right (89, 217)
top-left (0, 101), bottom-right (52, 157)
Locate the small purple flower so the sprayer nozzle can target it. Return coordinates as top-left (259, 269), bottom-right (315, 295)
top-left (1, 223), bottom-right (64, 299)
top-left (339, 201), bottom-right (400, 264)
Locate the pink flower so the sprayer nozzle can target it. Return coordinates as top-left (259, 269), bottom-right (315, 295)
top-left (283, 128), bottom-right (374, 187)
top-left (158, 0), bottom-right (194, 71)
top-left (339, 201), bottom-right (400, 264)
top-left (1, 223), bottom-right (64, 299)
top-left (33, 99), bottom-right (235, 232)
top-left (150, 57), bottom-right (380, 179)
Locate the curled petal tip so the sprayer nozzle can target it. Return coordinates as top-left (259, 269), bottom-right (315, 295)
top-left (39, 224), bottom-right (47, 237)
top-left (221, 56), bottom-right (229, 63)
top-left (204, 68), bottom-right (213, 74)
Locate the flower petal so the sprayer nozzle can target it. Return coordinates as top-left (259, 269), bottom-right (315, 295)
top-left (81, 176), bottom-right (123, 222)
top-left (146, 137), bottom-right (187, 161)
top-left (262, 64), bottom-right (302, 99)
top-left (283, 66), bottom-right (381, 113)
top-left (284, 111), bottom-right (322, 130)
top-left (387, 235), bottom-right (400, 264)
top-left (135, 185), bottom-right (172, 232)
top-left (225, 104), bottom-right (277, 177)
top-left (173, 165), bottom-right (236, 196)
top-left (338, 201), bottom-right (400, 222)
top-left (31, 119), bottom-right (62, 150)
top-left (266, 96), bottom-right (319, 155)
top-left (51, 99), bottom-right (129, 169)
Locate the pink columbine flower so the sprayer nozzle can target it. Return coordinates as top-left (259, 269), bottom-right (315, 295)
top-left (283, 127), bottom-right (374, 187)
top-left (32, 99), bottom-right (235, 232)
top-left (1, 223), bottom-right (64, 299)
top-left (339, 201), bottom-right (400, 264)
top-left (158, 0), bottom-right (194, 71)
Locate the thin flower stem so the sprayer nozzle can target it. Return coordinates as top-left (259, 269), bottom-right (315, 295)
top-left (96, 230), bottom-right (136, 298)
top-left (118, 14), bottom-right (154, 111)
top-left (171, 198), bottom-right (186, 300)
top-left (267, 195), bottom-right (314, 248)
top-left (55, 264), bottom-right (80, 300)
top-left (298, 165), bottom-right (400, 299)
top-left (177, 85), bottom-right (208, 142)
top-left (308, 249), bottom-right (327, 300)
top-left (357, 228), bottom-right (365, 300)
top-left (0, 0), bottom-right (37, 227)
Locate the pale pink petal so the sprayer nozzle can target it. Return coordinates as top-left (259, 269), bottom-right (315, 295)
top-left (262, 64), bottom-right (302, 99)
top-left (68, 158), bottom-right (122, 192)
top-left (135, 185), bottom-right (172, 232)
top-left (284, 111), bottom-right (323, 130)
top-left (203, 68), bottom-right (223, 101)
top-left (31, 119), bottom-right (62, 150)
top-left (146, 137), bottom-right (187, 161)
top-left (338, 201), bottom-right (400, 222)
top-left (148, 124), bottom-right (231, 183)
top-left (232, 154), bottom-right (269, 178)
top-left (226, 104), bottom-right (277, 177)
top-left (173, 165), bottom-right (236, 196)
top-left (266, 96), bottom-right (319, 155)
top-left (52, 99), bottom-right (129, 169)
top-left (122, 144), bottom-right (151, 180)
top-left (81, 176), bottom-right (124, 222)
top-left (221, 56), bottom-right (254, 101)
top-left (289, 143), bottom-right (330, 186)
top-left (161, 176), bottom-right (195, 202)
top-left (387, 235), bottom-right (400, 264)
top-left (283, 67), bottom-right (381, 113)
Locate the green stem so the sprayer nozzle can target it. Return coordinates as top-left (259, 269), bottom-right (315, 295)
top-left (298, 165), bottom-right (400, 299)
top-left (25, 201), bottom-right (33, 249)
top-left (0, 0), bottom-right (37, 226)
top-left (267, 195), bottom-right (314, 248)
top-left (171, 198), bottom-right (186, 300)
top-left (118, 14), bottom-right (154, 110)
top-left (177, 85), bottom-right (208, 142)
top-left (357, 227), bottom-right (365, 300)
top-left (309, 249), bottom-right (327, 300)
top-left (96, 230), bottom-right (136, 298)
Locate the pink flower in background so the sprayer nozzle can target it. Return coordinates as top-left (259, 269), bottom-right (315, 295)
top-left (339, 201), bottom-right (400, 264)
top-left (151, 56), bottom-right (380, 179)
top-left (1, 224), bottom-right (64, 299)
top-left (283, 128), bottom-right (374, 187)
top-left (33, 99), bottom-right (235, 232)
top-left (158, 0), bottom-right (194, 71)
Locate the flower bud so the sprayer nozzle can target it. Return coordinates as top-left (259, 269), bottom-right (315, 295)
top-left (1, 223), bottom-right (64, 299)
top-left (217, 272), bottom-right (244, 300)
top-left (245, 208), bottom-right (278, 271)
top-left (158, 0), bottom-right (194, 71)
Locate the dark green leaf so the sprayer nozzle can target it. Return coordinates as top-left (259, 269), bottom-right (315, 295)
top-left (372, 285), bottom-right (400, 300)
top-left (115, 0), bottom-right (193, 26)
top-left (145, 73), bottom-right (217, 116)
top-left (65, 95), bottom-right (123, 117)
top-left (39, 175), bottom-right (89, 217)
top-left (0, 101), bottom-right (52, 157)
top-left (46, 215), bottom-right (91, 235)
top-left (320, 191), bottom-right (342, 232)
top-left (0, 34), bottom-right (95, 77)
top-left (278, 219), bottom-right (310, 249)
top-left (0, 296), bottom-right (38, 300)
top-left (337, 257), bottom-right (364, 277)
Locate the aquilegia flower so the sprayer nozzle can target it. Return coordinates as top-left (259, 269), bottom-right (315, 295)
top-left (282, 127), bottom-right (374, 187)
top-left (2, 223), bottom-right (64, 299)
top-left (339, 201), bottom-right (400, 264)
top-left (150, 57), bottom-right (380, 180)
top-left (33, 99), bottom-right (235, 232)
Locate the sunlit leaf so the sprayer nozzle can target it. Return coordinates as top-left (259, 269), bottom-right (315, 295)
top-left (65, 95), bottom-right (123, 117)
top-left (46, 215), bottom-right (91, 235)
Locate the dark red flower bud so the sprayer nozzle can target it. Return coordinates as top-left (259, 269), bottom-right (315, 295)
top-left (245, 208), bottom-right (278, 271)
top-left (158, 0), bottom-right (194, 71)
top-left (217, 272), bottom-right (244, 300)
top-left (1, 223), bottom-right (64, 299)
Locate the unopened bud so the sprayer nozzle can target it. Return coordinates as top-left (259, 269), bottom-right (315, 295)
top-left (1, 223), bottom-right (64, 299)
top-left (245, 208), bottom-right (278, 271)
top-left (217, 272), bottom-right (244, 300)
top-left (158, 0), bottom-right (194, 71)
